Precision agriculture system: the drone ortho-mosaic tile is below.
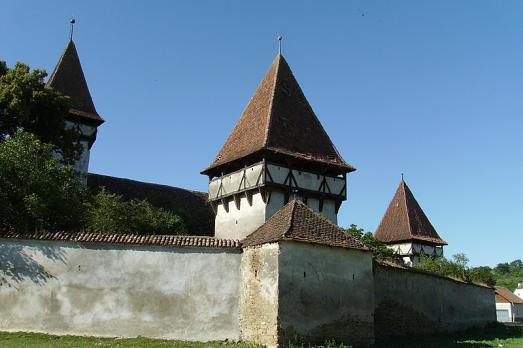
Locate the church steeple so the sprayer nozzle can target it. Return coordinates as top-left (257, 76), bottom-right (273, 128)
top-left (205, 53), bottom-right (354, 240)
top-left (47, 39), bottom-right (104, 125)
top-left (202, 53), bottom-right (353, 177)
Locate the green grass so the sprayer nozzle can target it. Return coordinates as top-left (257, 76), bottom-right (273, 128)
top-left (0, 332), bottom-right (259, 348)
top-left (0, 324), bottom-right (521, 348)
top-left (373, 324), bottom-right (523, 348)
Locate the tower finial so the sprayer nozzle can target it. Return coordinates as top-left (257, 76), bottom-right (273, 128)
top-left (277, 35), bottom-right (283, 55)
top-left (401, 173), bottom-right (404, 181)
top-left (69, 18), bottom-right (76, 41)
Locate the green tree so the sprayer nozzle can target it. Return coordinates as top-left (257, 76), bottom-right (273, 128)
top-left (494, 259), bottom-right (523, 290)
top-left (469, 266), bottom-right (496, 287)
top-left (86, 189), bottom-right (186, 235)
top-left (0, 130), bottom-right (87, 231)
top-left (0, 61), bottom-right (81, 163)
top-left (416, 253), bottom-right (496, 286)
top-left (345, 224), bottom-right (396, 262)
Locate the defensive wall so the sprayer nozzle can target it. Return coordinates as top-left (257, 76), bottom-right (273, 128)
top-left (0, 233), bottom-right (242, 341)
top-left (0, 232), bottom-right (496, 347)
top-left (374, 262), bottom-right (496, 340)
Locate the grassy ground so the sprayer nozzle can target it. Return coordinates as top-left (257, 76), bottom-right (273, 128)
top-left (0, 324), bottom-right (521, 348)
top-left (373, 323), bottom-right (523, 348)
top-left (0, 332), bottom-right (258, 348)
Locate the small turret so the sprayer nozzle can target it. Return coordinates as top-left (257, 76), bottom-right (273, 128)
top-left (47, 28), bottom-right (104, 175)
top-left (375, 179), bottom-right (447, 266)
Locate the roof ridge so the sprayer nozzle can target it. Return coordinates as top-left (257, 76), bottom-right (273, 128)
top-left (282, 199), bottom-right (298, 239)
top-left (401, 181), bottom-right (414, 238)
top-left (262, 54), bottom-right (281, 148)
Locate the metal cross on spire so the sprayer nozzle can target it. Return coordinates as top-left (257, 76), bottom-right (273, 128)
top-left (277, 35), bottom-right (283, 55)
top-left (69, 18), bottom-right (76, 41)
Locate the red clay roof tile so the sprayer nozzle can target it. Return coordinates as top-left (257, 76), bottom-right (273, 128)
top-left (375, 180), bottom-right (447, 245)
top-left (202, 54), bottom-right (354, 176)
top-left (0, 229), bottom-right (241, 249)
top-left (242, 200), bottom-right (369, 251)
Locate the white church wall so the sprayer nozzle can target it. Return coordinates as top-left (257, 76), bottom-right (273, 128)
top-left (278, 242), bottom-right (375, 346)
top-left (214, 192), bottom-right (267, 240)
top-left (64, 120), bottom-right (97, 175)
top-left (0, 239), bottom-right (242, 341)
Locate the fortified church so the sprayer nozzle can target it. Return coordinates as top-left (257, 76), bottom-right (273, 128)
top-left (0, 32), bottom-right (494, 347)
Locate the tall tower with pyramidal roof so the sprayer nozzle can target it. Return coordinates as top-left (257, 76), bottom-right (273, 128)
top-left (202, 53), bottom-right (355, 240)
top-left (375, 179), bottom-right (447, 266)
top-left (47, 25), bottom-right (104, 175)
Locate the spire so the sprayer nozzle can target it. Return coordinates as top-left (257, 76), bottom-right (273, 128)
top-left (202, 54), bottom-right (353, 176)
top-left (47, 38), bottom-right (104, 125)
top-left (375, 180), bottom-right (447, 245)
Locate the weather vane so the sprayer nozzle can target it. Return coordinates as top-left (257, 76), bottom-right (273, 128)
top-left (69, 18), bottom-right (76, 41)
top-left (278, 35), bottom-right (283, 55)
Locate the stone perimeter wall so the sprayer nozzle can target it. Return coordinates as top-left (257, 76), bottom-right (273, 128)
top-left (374, 263), bottom-right (496, 339)
top-left (278, 242), bottom-right (375, 347)
top-left (0, 239), bottom-right (242, 341)
top-left (0, 237), bottom-right (497, 346)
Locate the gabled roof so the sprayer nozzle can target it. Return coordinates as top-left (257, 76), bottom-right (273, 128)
top-left (242, 200), bottom-right (369, 251)
top-left (202, 54), bottom-right (354, 176)
top-left (47, 40), bottom-right (104, 125)
top-left (375, 180), bottom-right (447, 245)
top-left (495, 287), bottom-right (523, 304)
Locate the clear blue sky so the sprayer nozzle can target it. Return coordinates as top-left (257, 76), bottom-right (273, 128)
top-left (2, 1), bottom-right (522, 266)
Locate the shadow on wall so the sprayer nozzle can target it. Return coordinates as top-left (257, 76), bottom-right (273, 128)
top-left (0, 242), bottom-right (65, 288)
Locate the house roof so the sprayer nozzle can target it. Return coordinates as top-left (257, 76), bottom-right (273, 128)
top-left (0, 230), bottom-right (240, 249)
top-left (374, 180), bottom-right (447, 245)
top-left (87, 173), bottom-right (213, 235)
top-left (47, 40), bottom-right (104, 126)
top-left (202, 54), bottom-right (354, 177)
top-left (242, 200), bottom-right (369, 251)
top-left (495, 287), bottom-right (523, 304)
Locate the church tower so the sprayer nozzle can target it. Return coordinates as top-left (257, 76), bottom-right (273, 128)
top-left (47, 35), bottom-right (104, 174)
top-left (202, 53), bottom-right (355, 240)
top-left (375, 179), bottom-right (447, 266)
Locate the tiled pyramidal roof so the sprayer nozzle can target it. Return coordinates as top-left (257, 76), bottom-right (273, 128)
top-left (202, 54), bottom-right (354, 176)
top-left (375, 180), bottom-right (447, 245)
top-left (242, 200), bottom-right (369, 250)
top-left (47, 40), bottom-right (104, 125)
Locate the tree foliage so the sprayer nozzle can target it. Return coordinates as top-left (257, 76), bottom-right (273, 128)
top-left (86, 189), bottom-right (186, 235)
top-left (344, 224), bottom-right (397, 262)
top-left (0, 130), bottom-right (87, 231)
top-left (0, 61), bottom-right (81, 163)
top-left (493, 260), bottom-right (523, 291)
top-left (416, 254), bottom-right (496, 286)
top-left (0, 131), bottom-right (186, 235)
